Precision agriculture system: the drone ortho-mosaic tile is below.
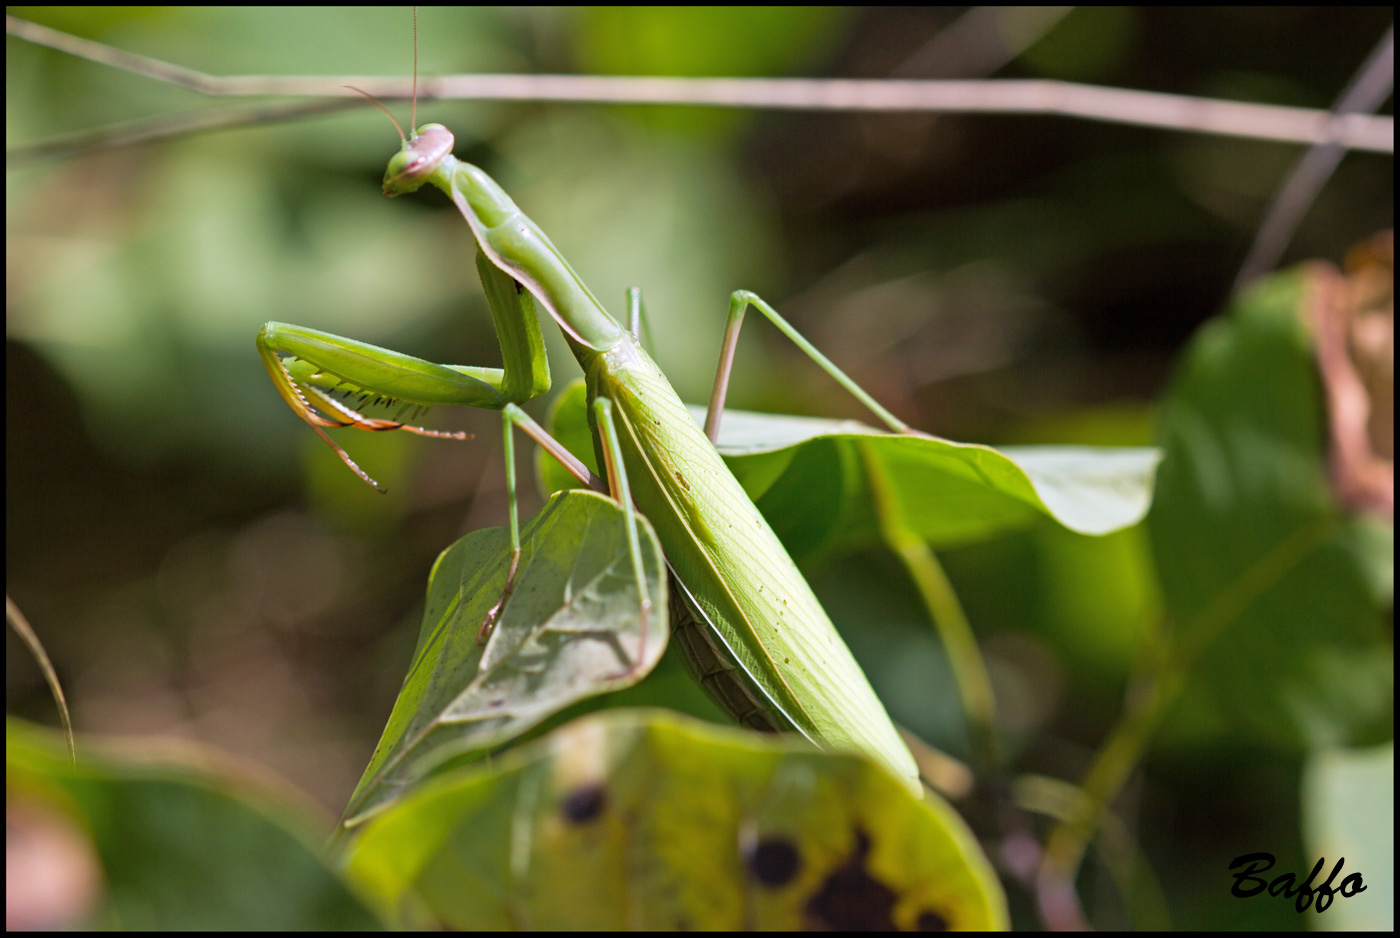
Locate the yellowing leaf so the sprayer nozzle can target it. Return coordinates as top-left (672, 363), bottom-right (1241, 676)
top-left (343, 709), bottom-right (1007, 930)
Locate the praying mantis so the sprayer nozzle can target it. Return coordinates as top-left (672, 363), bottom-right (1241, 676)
top-left (10, 9), bottom-right (1388, 935)
top-left (243, 0), bottom-right (952, 795)
top-left (6, 6), bottom-right (1163, 803)
top-left (258, 108), bottom-right (924, 792)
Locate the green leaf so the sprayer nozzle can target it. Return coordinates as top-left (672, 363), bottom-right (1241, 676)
top-left (6, 718), bottom-right (380, 931)
top-left (1302, 743), bottom-right (1393, 931)
top-left (542, 378), bottom-right (1158, 555)
top-left (342, 709), bottom-right (1007, 930)
top-left (1149, 268), bottom-right (1393, 749)
top-left (342, 490), bottom-right (668, 824)
top-left (722, 418), bottom-right (1158, 557)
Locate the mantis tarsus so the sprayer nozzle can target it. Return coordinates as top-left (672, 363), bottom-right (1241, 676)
top-left (259, 104), bottom-right (923, 794)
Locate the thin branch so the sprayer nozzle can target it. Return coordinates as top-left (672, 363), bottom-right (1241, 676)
top-left (7, 596), bottom-right (76, 765)
top-left (891, 6), bottom-right (1075, 79)
top-left (7, 99), bottom-right (362, 165)
top-left (1236, 25), bottom-right (1395, 288)
top-left (6, 13), bottom-right (218, 92)
top-left (416, 75), bottom-right (1392, 153)
top-left (7, 14), bottom-right (1394, 166)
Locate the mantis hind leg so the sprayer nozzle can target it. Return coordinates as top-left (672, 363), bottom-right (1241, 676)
top-left (701, 290), bottom-right (910, 444)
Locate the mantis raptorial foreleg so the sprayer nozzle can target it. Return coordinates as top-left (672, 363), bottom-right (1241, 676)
top-left (257, 246), bottom-right (552, 490)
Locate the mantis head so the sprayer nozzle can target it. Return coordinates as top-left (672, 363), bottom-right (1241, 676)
top-left (383, 123), bottom-right (455, 198)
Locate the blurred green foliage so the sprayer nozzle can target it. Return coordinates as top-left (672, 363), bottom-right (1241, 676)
top-left (8, 719), bottom-right (380, 929)
top-left (1150, 271), bottom-right (1392, 750)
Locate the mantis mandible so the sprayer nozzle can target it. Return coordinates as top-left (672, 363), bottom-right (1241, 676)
top-left (258, 105), bottom-right (922, 795)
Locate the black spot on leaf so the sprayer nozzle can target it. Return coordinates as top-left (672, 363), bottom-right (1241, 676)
top-left (559, 783), bottom-right (607, 824)
top-left (916, 910), bottom-right (949, 930)
top-left (804, 829), bottom-right (899, 931)
top-left (747, 836), bottom-right (801, 887)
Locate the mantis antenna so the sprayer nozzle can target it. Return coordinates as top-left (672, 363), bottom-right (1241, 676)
top-left (345, 6), bottom-right (418, 143)
top-left (410, 5), bottom-right (418, 133)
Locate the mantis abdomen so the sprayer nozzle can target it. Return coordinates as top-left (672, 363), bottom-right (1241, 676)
top-left (583, 336), bottom-right (920, 791)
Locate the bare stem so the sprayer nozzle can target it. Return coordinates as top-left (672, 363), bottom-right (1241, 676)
top-left (7, 596), bottom-right (76, 765)
top-left (860, 443), bottom-right (1000, 775)
top-left (8, 14), bottom-right (1393, 161)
